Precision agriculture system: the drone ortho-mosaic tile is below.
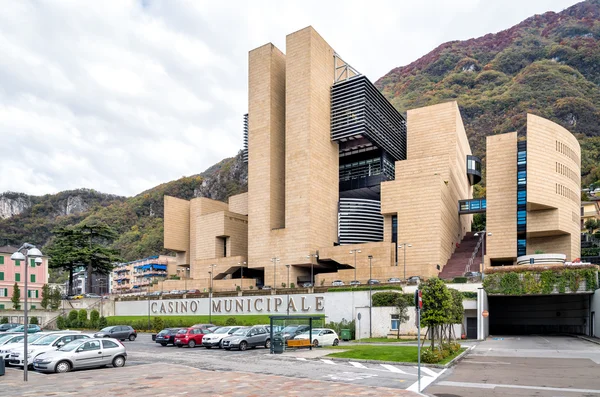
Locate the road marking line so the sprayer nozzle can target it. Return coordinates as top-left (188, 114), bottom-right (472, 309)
top-left (321, 359), bottom-right (336, 365)
top-left (380, 364), bottom-right (406, 374)
top-left (349, 361), bottom-right (368, 369)
top-left (464, 360), bottom-right (511, 365)
top-left (296, 357), bottom-right (307, 361)
top-left (437, 381), bottom-right (600, 394)
top-left (407, 368), bottom-right (447, 393)
top-left (416, 366), bottom-right (438, 377)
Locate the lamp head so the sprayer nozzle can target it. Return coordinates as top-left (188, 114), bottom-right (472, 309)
top-left (34, 257), bottom-right (43, 265)
top-left (27, 247), bottom-right (43, 258)
top-left (11, 251), bottom-right (25, 261)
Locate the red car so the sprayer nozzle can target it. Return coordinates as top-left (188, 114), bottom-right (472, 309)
top-left (174, 327), bottom-right (212, 348)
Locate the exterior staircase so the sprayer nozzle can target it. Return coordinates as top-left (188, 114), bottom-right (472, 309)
top-left (439, 232), bottom-right (484, 279)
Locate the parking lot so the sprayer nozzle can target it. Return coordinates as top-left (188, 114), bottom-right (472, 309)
top-left (3, 333), bottom-right (439, 395)
top-left (427, 335), bottom-right (600, 396)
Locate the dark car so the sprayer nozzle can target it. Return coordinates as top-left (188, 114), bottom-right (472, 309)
top-left (155, 328), bottom-right (180, 346)
top-left (94, 325), bottom-right (137, 341)
top-left (406, 276), bottom-right (421, 285)
top-left (367, 279), bottom-right (380, 285)
top-left (0, 323), bottom-right (20, 332)
top-left (280, 325), bottom-right (311, 341)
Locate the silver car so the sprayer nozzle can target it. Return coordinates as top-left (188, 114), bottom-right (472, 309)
top-left (32, 338), bottom-right (127, 373)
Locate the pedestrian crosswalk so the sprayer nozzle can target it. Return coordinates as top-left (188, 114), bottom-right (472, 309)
top-left (294, 357), bottom-right (440, 376)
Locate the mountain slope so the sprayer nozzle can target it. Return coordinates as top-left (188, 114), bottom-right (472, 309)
top-left (376, 0), bottom-right (600, 186)
top-left (0, 152), bottom-right (248, 261)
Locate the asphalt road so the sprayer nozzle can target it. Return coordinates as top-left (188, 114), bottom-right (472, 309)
top-left (426, 336), bottom-right (600, 397)
top-left (122, 333), bottom-right (442, 391)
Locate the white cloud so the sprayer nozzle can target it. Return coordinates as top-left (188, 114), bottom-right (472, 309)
top-left (0, 0), bottom-right (578, 196)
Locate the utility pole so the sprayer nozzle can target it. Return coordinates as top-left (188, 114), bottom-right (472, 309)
top-left (368, 255), bottom-right (373, 338)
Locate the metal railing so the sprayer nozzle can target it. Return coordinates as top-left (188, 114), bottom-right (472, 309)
top-left (464, 232), bottom-right (485, 274)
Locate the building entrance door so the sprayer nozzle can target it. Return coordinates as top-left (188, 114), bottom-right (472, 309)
top-left (466, 317), bottom-right (477, 339)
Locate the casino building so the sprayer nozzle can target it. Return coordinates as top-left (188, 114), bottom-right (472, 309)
top-left (161, 26), bottom-right (581, 294)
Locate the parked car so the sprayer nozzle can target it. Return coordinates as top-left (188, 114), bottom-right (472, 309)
top-left (261, 285), bottom-right (272, 290)
top-left (349, 280), bottom-right (361, 286)
top-left (155, 328), bottom-right (180, 346)
top-left (464, 271), bottom-right (482, 282)
top-left (32, 337), bottom-right (126, 373)
top-left (186, 289), bottom-right (201, 294)
top-left (406, 276), bottom-right (421, 285)
top-left (331, 280), bottom-right (344, 286)
top-left (0, 323), bottom-right (20, 332)
top-left (202, 327), bottom-right (242, 348)
top-left (84, 293), bottom-right (101, 298)
top-left (293, 328), bottom-right (340, 347)
top-left (302, 282), bottom-right (313, 288)
top-left (174, 327), bottom-right (211, 348)
top-left (94, 325), bottom-right (137, 341)
top-left (387, 278), bottom-right (402, 283)
top-left (280, 325), bottom-right (311, 341)
top-left (1, 332), bottom-right (53, 362)
top-left (367, 279), bottom-right (380, 285)
top-left (147, 291), bottom-right (162, 296)
top-left (6, 324), bottom-right (42, 333)
top-left (9, 332), bottom-right (89, 367)
top-left (72, 294), bottom-right (84, 300)
top-left (221, 326), bottom-right (271, 351)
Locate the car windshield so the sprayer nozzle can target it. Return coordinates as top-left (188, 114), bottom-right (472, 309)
top-left (214, 327), bottom-right (230, 334)
top-left (100, 327), bottom-right (114, 332)
top-left (19, 333), bottom-right (44, 344)
top-left (282, 326), bottom-right (299, 333)
top-left (32, 335), bottom-right (60, 346)
top-left (58, 341), bottom-right (80, 352)
top-left (176, 329), bottom-right (188, 334)
top-left (298, 329), bottom-right (320, 335)
top-left (232, 328), bottom-right (248, 336)
top-left (0, 334), bottom-right (15, 343)
top-left (157, 330), bottom-right (169, 335)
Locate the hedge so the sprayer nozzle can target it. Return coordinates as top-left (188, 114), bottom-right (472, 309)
top-left (483, 267), bottom-right (598, 295)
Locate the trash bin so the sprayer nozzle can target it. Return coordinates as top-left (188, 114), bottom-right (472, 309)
top-left (273, 334), bottom-right (285, 354)
top-left (341, 329), bottom-right (352, 341)
top-left (0, 354), bottom-right (5, 376)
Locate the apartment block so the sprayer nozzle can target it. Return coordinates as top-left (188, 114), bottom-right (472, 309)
top-left (0, 245), bottom-right (48, 310)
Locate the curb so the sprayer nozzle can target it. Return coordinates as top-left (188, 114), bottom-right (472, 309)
top-left (327, 356), bottom-right (446, 368)
top-left (575, 335), bottom-right (600, 346)
top-left (441, 344), bottom-right (474, 368)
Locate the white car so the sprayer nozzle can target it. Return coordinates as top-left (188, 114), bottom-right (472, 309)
top-left (293, 328), bottom-right (340, 347)
top-left (202, 326), bottom-right (242, 348)
top-left (8, 333), bottom-right (89, 367)
top-left (0, 332), bottom-right (52, 362)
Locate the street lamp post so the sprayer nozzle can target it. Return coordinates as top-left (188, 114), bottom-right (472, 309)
top-left (474, 231), bottom-right (489, 274)
top-left (285, 264), bottom-right (290, 315)
top-left (271, 257), bottom-right (280, 288)
top-left (306, 253), bottom-right (318, 287)
top-left (11, 243), bottom-right (43, 382)
top-left (349, 249), bottom-right (361, 282)
top-left (238, 261), bottom-right (247, 292)
top-left (398, 243), bottom-right (412, 280)
top-left (208, 264), bottom-right (216, 323)
top-left (368, 255), bottom-right (373, 338)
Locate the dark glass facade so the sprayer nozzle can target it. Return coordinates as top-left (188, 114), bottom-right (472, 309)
top-left (517, 141), bottom-right (527, 257)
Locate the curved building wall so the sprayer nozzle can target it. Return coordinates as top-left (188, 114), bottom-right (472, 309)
top-left (338, 198), bottom-right (384, 245)
top-left (526, 114), bottom-right (581, 260)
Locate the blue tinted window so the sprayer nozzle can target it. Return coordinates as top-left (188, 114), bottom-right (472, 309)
top-left (517, 210), bottom-right (526, 225)
top-left (481, 199), bottom-right (486, 209)
top-left (470, 201), bottom-right (480, 210)
top-left (517, 171), bottom-right (527, 185)
top-left (517, 151), bottom-right (527, 165)
top-left (517, 191), bottom-right (526, 205)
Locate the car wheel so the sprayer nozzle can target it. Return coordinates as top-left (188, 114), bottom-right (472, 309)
top-left (333, 339), bottom-right (339, 346)
top-left (219, 341), bottom-right (224, 349)
top-left (264, 339), bottom-right (271, 349)
top-left (55, 360), bottom-right (71, 373)
top-left (239, 341), bottom-right (248, 351)
top-left (313, 339), bottom-right (319, 347)
top-left (160, 343), bottom-right (167, 346)
top-left (112, 355), bottom-right (126, 368)
top-left (129, 334), bottom-right (136, 342)
top-left (188, 340), bottom-right (196, 348)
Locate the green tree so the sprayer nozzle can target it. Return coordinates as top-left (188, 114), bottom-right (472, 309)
top-left (0, 317), bottom-right (8, 324)
top-left (56, 316), bottom-right (66, 329)
top-left (448, 288), bottom-right (465, 340)
top-left (584, 218), bottom-right (599, 234)
top-left (50, 287), bottom-right (61, 310)
top-left (394, 294), bottom-right (410, 340)
top-left (420, 278), bottom-right (452, 349)
top-left (30, 316), bottom-right (39, 325)
top-left (89, 309), bottom-right (100, 329)
top-left (78, 309), bottom-right (88, 328)
top-left (67, 310), bottom-right (78, 327)
top-left (11, 282), bottom-right (21, 310)
top-left (41, 284), bottom-right (50, 310)
top-left (98, 316), bottom-right (108, 329)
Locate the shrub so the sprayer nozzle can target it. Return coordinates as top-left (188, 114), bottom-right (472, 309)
top-left (89, 309), bottom-right (100, 329)
top-left (249, 285), bottom-right (254, 290)
top-left (225, 317), bottom-right (237, 326)
top-left (421, 348), bottom-right (443, 364)
top-left (152, 317), bottom-right (164, 332)
top-left (281, 283), bottom-right (286, 288)
top-left (290, 283), bottom-right (295, 289)
top-left (56, 316), bottom-right (66, 330)
top-left (98, 316), bottom-right (108, 329)
top-left (30, 316), bottom-right (39, 325)
top-left (325, 319), bottom-right (355, 337)
top-left (78, 309), bottom-right (88, 328)
top-left (452, 277), bottom-right (467, 283)
top-left (236, 286), bottom-right (241, 292)
top-left (67, 310), bottom-right (78, 327)
top-left (0, 317), bottom-right (8, 324)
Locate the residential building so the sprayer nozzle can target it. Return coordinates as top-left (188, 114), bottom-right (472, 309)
top-left (582, 199), bottom-right (600, 231)
top-left (111, 255), bottom-right (177, 293)
top-left (0, 245), bottom-right (48, 310)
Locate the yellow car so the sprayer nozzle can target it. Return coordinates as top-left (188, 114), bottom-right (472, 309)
top-left (73, 294), bottom-right (84, 300)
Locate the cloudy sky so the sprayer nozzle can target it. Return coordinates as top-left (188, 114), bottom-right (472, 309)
top-left (0, 0), bottom-right (579, 197)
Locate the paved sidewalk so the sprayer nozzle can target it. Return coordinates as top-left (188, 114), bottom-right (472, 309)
top-left (2, 363), bottom-right (422, 396)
